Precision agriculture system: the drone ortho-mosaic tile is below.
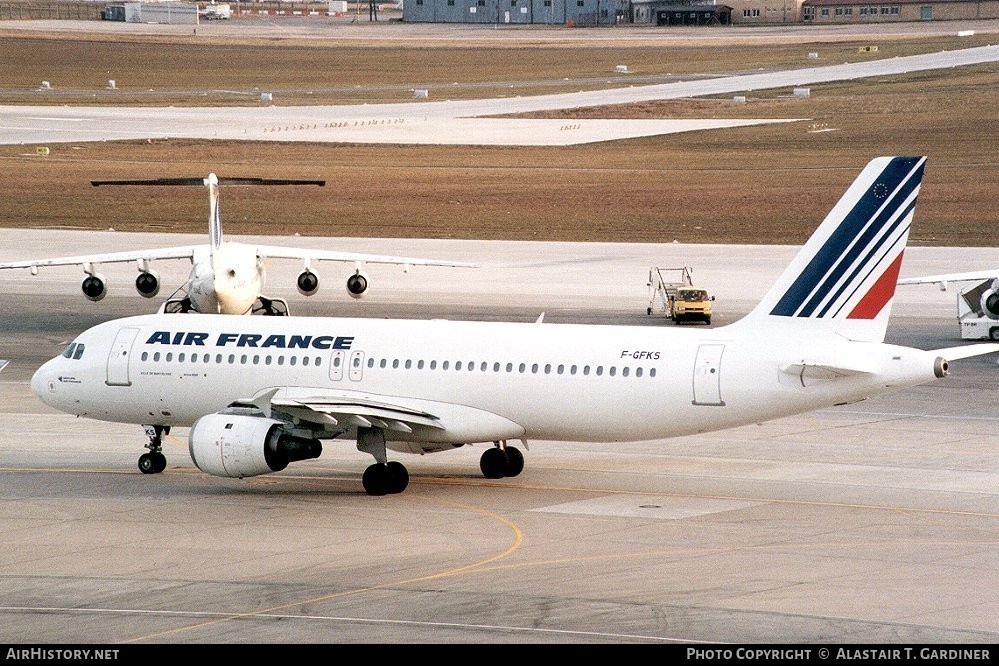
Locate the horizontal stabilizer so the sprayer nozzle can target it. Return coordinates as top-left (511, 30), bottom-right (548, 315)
top-left (930, 343), bottom-right (999, 361)
top-left (92, 177), bottom-right (325, 187)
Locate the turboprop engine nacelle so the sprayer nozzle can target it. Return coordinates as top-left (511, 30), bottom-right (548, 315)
top-left (296, 269), bottom-right (320, 297)
top-left (81, 273), bottom-right (107, 302)
top-left (135, 270), bottom-right (161, 298)
top-left (346, 270), bottom-right (369, 299)
top-left (188, 414), bottom-right (322, 478)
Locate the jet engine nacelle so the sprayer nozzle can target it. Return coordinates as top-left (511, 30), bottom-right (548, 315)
top-left (296, 269), bottom-right (320, 297)
top-left (981, 279), bottom-right (999, 320)
top-left (135, 270), bottom-right (161, 298)
top-left (188, 414), bottom-right (322, 479)
top-left (81, 273), bottom-right (107, 302)
top-left (346, 270), bottom-right (369, 299)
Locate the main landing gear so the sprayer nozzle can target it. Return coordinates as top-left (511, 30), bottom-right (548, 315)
top-left (138, 425), bottom-right (169, 474)
top-left (357, 427), bottom-right (409, 496)
top-left (356, 427), bottom-right (526, 496)
top-left (479, 441), bottom-right (525, 479)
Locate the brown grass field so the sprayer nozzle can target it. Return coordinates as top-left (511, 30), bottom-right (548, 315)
top-left (0, 22), bottom-right (997, 246)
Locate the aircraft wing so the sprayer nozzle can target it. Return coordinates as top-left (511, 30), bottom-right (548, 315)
top-left (251, 244), bottom-right (478, 269)
top-left (228, 388), bottom-right (524, 445)
top-left (0, 245), bottom-right (206, 271)
top-left (898, 270), bottom-right (998, 287)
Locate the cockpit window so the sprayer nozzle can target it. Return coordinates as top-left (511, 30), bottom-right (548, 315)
top-left (61, 343), bottom-right (85, 360)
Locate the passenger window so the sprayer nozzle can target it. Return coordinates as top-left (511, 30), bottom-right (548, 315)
top-left (393, 359), bottom-right (400, 369)
top-left (456, 361), bottom-right (463, 370)
top-left (290, 357), bottom-right (297, 366)
top-left (179, 353), bottom-right (186, 363)
top-left (596, 366), bottom-right (603, 376)
top-left (154, 352), bottom-right (161, 362)
top-left (405, 360), bottom-right (412, 369)
top-left (141, 351), bottom-right (148, 361)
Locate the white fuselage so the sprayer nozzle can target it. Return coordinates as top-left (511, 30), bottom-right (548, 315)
top-left (187, 244), bottom-right (263, 315)
top-left (31, 313), bottom-right (942, 445)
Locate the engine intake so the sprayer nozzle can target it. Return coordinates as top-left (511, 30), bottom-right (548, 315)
top-left (189, 414), bottom-right (322, 478)
top-left (346, 270), bottom-right (368, 299)
top-left (81, 273), bottom-right (107, 302)
top-left (135, 270), bottom-right (161, 298)
top-left (297, 269), bottom-right (320, 297)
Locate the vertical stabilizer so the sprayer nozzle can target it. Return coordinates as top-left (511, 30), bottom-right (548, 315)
top-left (205, 173), bottom-right (223, 251)
top-left (736, 156), bottom-right (926, 342)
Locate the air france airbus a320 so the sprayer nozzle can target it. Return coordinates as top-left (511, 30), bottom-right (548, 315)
top-left (25, 157), bottom-right (999, 495)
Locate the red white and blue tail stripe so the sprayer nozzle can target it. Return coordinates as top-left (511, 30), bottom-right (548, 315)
top-left (742, 156), bottom-right (926, 342)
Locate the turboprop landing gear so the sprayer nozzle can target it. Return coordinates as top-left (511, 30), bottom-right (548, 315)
top-left (138, 425), bottom-right (169, 474)
top-left (480, 441), bottom-right (524, 479)
top-left (357, 426), bottom-right (409, 496)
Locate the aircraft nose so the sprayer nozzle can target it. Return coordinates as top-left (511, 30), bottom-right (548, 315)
top-left (31, 360), bottom-right (55, 404)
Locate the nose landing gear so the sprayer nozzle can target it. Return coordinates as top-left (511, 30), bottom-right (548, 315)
top-left (138, 424), bottom-right (169, 474)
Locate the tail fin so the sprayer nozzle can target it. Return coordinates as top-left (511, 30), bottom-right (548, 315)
top-left (205, 173), bottom-right (223, 252)
top-left (737, 156), bottom-right (926, 342)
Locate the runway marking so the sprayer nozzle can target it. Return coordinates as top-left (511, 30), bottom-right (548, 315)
top-left (106, 492), bottom-right (529, 643)
top-left (0, 605), bottom-right (712, 643)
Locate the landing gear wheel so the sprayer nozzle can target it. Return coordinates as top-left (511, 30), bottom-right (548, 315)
top-left (362, 462), bottom-right (410, 495)
top-left (480, 447), bottom-right (508, 479)
top-left (386, 461), bottom-right (409, 493)
top-left (990, 327), bottom-right (999, 341)
top-left (138, 452), bottom-right (166, 474)
top-left (504, 447), bottom-right (524, 477)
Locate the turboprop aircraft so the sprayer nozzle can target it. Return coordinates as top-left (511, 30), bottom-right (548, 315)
top-left (29, 156), bottom-right (999, 495)
top-left (0, 175), bottom-right (477, 316)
